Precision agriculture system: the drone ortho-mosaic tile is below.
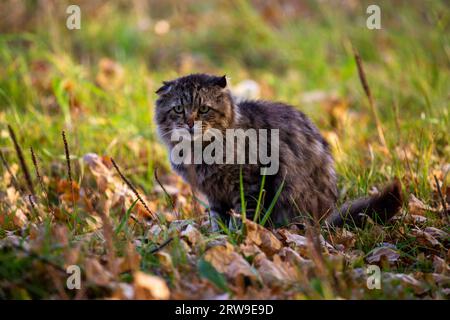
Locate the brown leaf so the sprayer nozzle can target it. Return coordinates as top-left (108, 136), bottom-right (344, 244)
top-left (278, 229), bottom-right (308, 247)
top-left (278, 247), bottom-right (312, 267)
top-left (111, 283), bottom-right (134, 300)
top-left (180, 224), bottom-right (202, 246)
top-left (433, 255), bottom-right (450, 274)
top-left (240, 242), bottom-right (264, 258)
top-left (118, 242), bottom-right (141, 273)
top-left (245, 220), bottom-right (282, 256)
top-left (332, 228), bottom-right (356, 249)
top-left (56, 179), bottom-right (80, 203)
top-left (384, 273), bottom-right (428, 295)
top-left (254, 254), bottom-right (297, 286)
top-left (408, 194), bottom-right (438, 216)
top-left (431, 273), bottom-right (450, 287)
top-left (133, 271), bottom-right (170, 300)
top-left (155, 251), bottom-right (178, 280)
top-left (424, 227), bottom-right (449, 242)
top-left (278, 229), bottom-right (336, 255)
top-left (411, 228), bottom-right (442, 247)
top-left (204, 242), bottom-right (257, 282)
top-left (85, 258), bottom-right (112, 286)
top-left (366, 246), bottom-right (400, 264)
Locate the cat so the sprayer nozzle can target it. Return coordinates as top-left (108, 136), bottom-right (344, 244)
top-left (155, 73), bottom-right (402, 228)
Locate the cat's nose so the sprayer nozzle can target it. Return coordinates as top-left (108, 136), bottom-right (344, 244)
top-left (186, 118), bottom-right (194, 129)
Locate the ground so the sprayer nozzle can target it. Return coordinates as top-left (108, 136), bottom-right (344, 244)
top-left (0, 0), bottom-right (448, 299)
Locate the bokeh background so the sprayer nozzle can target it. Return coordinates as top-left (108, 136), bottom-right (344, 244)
top-left (0, 0), bottom-right (448, 299)
top-left (1, 0), bottom-right (448, 192)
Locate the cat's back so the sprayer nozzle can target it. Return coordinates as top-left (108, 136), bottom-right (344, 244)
top-left (236, 99), bottom-right (329, 150)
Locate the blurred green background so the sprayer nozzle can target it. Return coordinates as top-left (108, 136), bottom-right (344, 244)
top-left (0, 0), bottom-right (448, 198)
top-left (0, 0), bottom-right (449, 300)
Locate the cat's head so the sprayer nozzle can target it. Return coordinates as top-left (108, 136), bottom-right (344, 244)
top-left (155, 74), bottom-right (235, 144)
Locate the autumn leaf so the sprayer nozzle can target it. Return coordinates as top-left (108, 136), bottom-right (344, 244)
top-left (56, 179), bottom-right (80, 203)
top-left (254, 254), bottom-right (297, 286)
top-left (85, 258), bottom-right (113, 286)
top-left (366, 246), bottom-right (400, 264)
top-left (133, 271), bottom-right (170, 300)
top-left (204, 242), bottom-right (258, 283)
top-left (180, 224), bottom-right (203, 247)
top-left (245, 220), bottom-right (282, 256)
top-left (410, 228), bottom-right (442, 248)
top-left (408, 194), bottom-right (439, 216)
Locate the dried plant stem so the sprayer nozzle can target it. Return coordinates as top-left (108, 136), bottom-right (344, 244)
top-left (154, 167), bottom-right (178, 217)
top-left (7, 125), bottom-right (35, 195)
top-left (30, 147), bottom-right (54, 216)
top-left (111, 158), bottom-right (157, 221)
top-left (353, 48), bottom-right (388, 151)
top-left (433, 175), bottom-right (448, 221)
top-left (30, 147), bottom-right (45, 192)
top-left (150, 237), bottom-right (173, 254)
top-left (62, 131), bottom-right (76, 207)
top-left (0, 150), bottom-right (22, 192)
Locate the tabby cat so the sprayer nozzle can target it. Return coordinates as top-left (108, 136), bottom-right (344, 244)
top-left (155, 74), bottom-right (401, 228)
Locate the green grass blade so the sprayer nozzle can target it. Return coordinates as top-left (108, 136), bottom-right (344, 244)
top-left (198, 258), bottom-right (230, 293)
top-left (115, 198), bottom-right (138, 234)
top-left (254, 168), bottom-right (267, 222)
top-left (260, 178), bottom-right (285, 227)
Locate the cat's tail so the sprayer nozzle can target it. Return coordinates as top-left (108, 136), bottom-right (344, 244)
top-left (325, 179), bottom-right (403, 228)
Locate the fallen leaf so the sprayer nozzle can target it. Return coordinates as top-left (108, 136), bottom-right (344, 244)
top-left (204, 242), bottom-right (257, 283)
top-left (433, 256), bottom-right (450, 274)
top-left (278, 229), bottom-right (308, 248)
top-left (408, 194), bottom-right (438, 216)
top-left (424, 227), bottom-right (449, 242)
top-left (56, 179), bottom-right (80, 203)
top-left (85, 258), bottom-right (112, 286)
top-left (254, 254), bottom-right (297, 286)
top-left (332, 228), bottom-right (356, 249)
top-left (245, 220), bottom-right (282, 256)
top-left (119, 242), bottom-right (141, 273)
top-left (111, 283), bottom-right (134, 300)
top-left (180, 224), bottom-right (202, 247)
top-left (278, 229), bottom-right (336, 255)
top-left (133, 271), bottom-right (170, 300)
top-left (366, 246), bottom-right (400, 264)
top-left (278, 247), bottom-right (312, 267)
top-left (411, 228), bottom-right (442, 247)
top-left (383, 273), bottom-right (428, 295)
top-left (431, 273), bottom-right (450, 287)
top-left (239, 242), bottom-right (264, 258)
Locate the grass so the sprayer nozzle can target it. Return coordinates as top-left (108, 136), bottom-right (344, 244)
top-left (0, 0), bottom-right (448, 299)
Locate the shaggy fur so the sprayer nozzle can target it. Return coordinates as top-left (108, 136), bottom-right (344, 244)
top-left (155, 74), bottom-right (402, 227)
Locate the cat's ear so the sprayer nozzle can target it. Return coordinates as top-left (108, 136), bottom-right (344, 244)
top-left (214, 75), bottom-right (227, 88)
top-left (155, 81), bottom-right (172, 95)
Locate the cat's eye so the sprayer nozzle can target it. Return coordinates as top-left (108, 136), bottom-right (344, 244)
top-left (199, 105), bottom-right (210, 114)
top-left (173, 105), bottom-right (184, 113)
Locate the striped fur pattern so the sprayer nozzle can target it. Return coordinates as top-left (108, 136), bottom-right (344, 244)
top-left (155, 74), bottom-right (401, 227)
